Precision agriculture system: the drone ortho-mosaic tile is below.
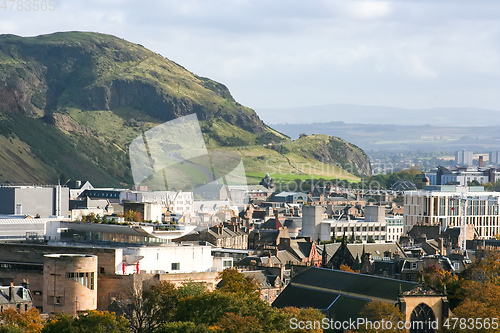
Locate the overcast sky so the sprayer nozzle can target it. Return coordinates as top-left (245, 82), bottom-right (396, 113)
top-left (1, 0), bottom-right (500, 112)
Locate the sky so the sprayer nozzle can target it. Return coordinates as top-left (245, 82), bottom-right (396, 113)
top-left (1, 0), bottom-right (500, 112)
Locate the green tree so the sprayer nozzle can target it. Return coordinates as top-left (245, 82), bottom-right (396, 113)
top-left (0, 325), bottom-right (25, 333)
top-left (157, 321), bottom-right (213, 333)
top-left (177, 279), bottom-right (207, 298)
top-left (42, 311), bottom-right (129, 333)
top-left (110, 281), bottom-right (178, 333)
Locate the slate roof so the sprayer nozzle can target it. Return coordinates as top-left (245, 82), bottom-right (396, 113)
top-left (260, 218), bottom-right (284, 230)
top-left (273, 267), bottom-right (417, 320)
top-left (276, 250), bottom-right (301, 264)
top-left (289, 239), bottom-right (313, 259)
top-left (322, 243), bottom-right (407, 261)
top-left (0, 286), bottom-right (32, 305)
top-left (283, 218), bottom-right (302, 230)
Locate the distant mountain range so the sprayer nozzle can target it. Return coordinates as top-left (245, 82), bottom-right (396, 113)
top-left (257, 104), bottom-right (500, 127)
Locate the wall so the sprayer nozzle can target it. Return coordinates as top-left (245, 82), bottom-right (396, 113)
top-left (301, 206), bottom-right (324, 240)
top-left (123, 245), bottom-right (212, 274)
top-left (43, 254), bottom-right (98, 316)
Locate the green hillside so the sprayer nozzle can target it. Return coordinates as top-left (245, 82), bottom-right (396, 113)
top-left (0, 32), bottom-right (370, 187)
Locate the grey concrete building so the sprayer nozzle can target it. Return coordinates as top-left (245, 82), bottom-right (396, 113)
top-left (0, 185), bottom-right (69, 218)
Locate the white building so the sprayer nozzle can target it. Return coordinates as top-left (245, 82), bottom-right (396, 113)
top-left (123, 244), bottom-right (213, 274)
top-left (121, 190), bottom-right (194, 216)
top-left (404, 185), bottom-right (500, 239)
top-left (455, 149), bottom-right (473, 166)
top-left (427, 166), bottom-right (498, 186)
top-left (301, 205), bottom-right (404, 243)
top-left (0, 216), bottom-right (70, 241)
top-left (490, 152), bottom-right (500, 165)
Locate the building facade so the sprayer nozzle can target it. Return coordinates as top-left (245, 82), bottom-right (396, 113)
top-left (455, 149), bottom-right (473, 166)
top-left (0, 185), bottom-right (69, 218)
top-left (404, 185), bottom-right (500, 238)
top-left (43, 254), bottom-right (98, 316)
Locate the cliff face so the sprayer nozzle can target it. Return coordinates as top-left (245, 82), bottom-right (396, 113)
top-left (0, 32), bottom-right (371, 185)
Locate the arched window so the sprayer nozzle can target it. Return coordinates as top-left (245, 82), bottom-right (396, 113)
top-left (410, 303), bottom-right (436, 333)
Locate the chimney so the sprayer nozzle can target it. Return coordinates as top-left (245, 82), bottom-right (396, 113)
top-left (479, 156), bottom-right (484, 167)
top-left (9, 282), bottom-right (15, 302)
top-left (22, 279), bottom-right (29, 290)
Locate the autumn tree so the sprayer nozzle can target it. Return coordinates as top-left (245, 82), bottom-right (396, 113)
top-left (124, 210), bottom-right (143, 222)
top-left (0, 308), bottom-right (43, 333)
top-left (450, 281), bottom-right (500, 333)
top-left (357, 301), bottom-right (405, 333)
top-left (279, 307), bottom-right (325, 333)
top-left (217, 268), bottom-right (259, 295)
top-left (339, 264), bottom-right (360, 273)
top-left (461, 251), bottom-right (500, 284)
top-left (419, 264), bottom-right (458, 290)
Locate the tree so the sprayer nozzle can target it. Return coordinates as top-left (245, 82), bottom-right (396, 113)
top-left (217, 268), bottom-right (259, 296)
top-left (215, 313), bottom-right (263, 333)
top-left (177, 279), bottom-right (207, 298)
top-left (279, 307), bottom-right (325, 333)
top-left (125, 210), bottom-right (143, 222)
top-left (156, 322), bottom-right (212, 333)
top-left (339, 264), bottom-right (360, 273)
top-left (0, 308), bottom-right (43, 333)
top-left (451, 281), bottom-right (500, 332)
top-left (42, 311), bottom-right (129, 333)
top-left (110, 280), bottom-right (178, 333)
top-left (0, 326), bottom-right (25, 333)
top-left (419, 264), bottom-right (458, 291)
top-left (357, 301), bottom-right (405, 333)
top-left (175, 291), bottom-right (284, 330)
top-left (461, 251), bottom-right (500, 284)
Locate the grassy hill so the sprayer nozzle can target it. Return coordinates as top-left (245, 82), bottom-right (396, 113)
top-left (0, 32), bottom-right (370, 187)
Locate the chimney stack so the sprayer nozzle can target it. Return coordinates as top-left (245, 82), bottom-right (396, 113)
top-left (9, 282), bottom-right (15, 303)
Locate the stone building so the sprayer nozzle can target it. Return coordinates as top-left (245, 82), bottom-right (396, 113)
top-left (43, 254), bottom-right (98, 316)
top-left (0, 281), bottom-right (33, 313)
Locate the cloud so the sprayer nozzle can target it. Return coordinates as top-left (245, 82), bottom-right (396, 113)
top-left (0, 0), bottom-right (500, 110)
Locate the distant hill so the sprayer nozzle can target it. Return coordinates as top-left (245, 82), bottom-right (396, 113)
top-left (258, 104), bottom-right (500, 127)
top-left (0, 32), bottom-right (370, 186)
top-left (272, 122), bottom-right (500, 152)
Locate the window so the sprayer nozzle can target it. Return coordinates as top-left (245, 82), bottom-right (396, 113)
top-left (410, 262), bottom-right (418, 270)
top-left (171, 263), bottom-right (180, 270)
top-left (49, 296), bottom-right (64, 305)
top-left (223, 260), bottom-right (232, 268)
top-left (66, 272), bottom-right (94, 290)
top-left (453, 262), bottom-right (460, 270)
